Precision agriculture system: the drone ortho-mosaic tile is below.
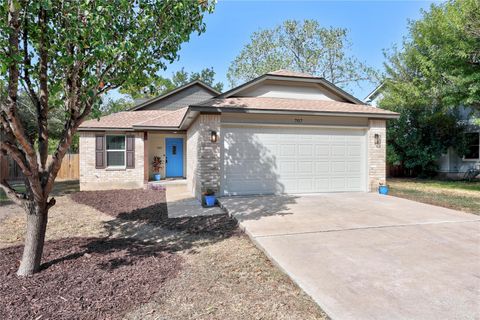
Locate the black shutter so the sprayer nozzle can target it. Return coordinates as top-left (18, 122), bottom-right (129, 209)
top-left (126, 135), bottom-right (135, 169)
top-left (95, 135), bottom-right (105, 169)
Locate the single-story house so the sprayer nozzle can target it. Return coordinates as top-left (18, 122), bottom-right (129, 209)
top-left (79, 70), bottom-right (399, 199)
top-left (365, 86), bottom-right (480, 178)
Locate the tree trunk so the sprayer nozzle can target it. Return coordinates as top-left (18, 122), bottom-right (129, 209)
top-left (17, 201), bottom-right (49, 276)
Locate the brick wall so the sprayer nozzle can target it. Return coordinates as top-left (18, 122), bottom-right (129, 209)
top-left (367, 119), bottom-right (386, 192)
top-left (79, 132), bottom-right (145, 190)
top-left (186, 114), bottom-right (221, 199)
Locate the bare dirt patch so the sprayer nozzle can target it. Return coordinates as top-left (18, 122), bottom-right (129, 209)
top-left (126, 235), bottom-right (328, 320)
top-left (0, 237), bottom-right (181, 320)
top-left (0, 196), bottom-right (111, 249)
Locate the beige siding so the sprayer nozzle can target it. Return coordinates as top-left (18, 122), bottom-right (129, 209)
top-left (238, 79), bottom-right (346, 101)
top-left (139, 84), bottom-right (215, 111)
top-left (221, 113), bottom-right (369, 127)
top-left (367, 119), bottom-right (386, 191)
top-left (79, 131), bottom-right (145, 190)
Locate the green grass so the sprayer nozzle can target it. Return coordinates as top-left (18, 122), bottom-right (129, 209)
top-left (0, 181), bottom-right (78, 204)
top-left (398, 179), bottom-right (480, 192)
top-left (388, 178), bottom-right (480, 214)
top-left (0, 183), bottom-right (25, 203)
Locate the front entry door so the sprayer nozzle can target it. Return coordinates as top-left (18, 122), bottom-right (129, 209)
top-left (165, 138), bottom-right (184, 177)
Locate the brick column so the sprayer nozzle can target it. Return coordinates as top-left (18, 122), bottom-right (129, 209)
top-left (198, 114), bottom-right (221, 195)
top-left (187, 113), bottom-right (221, 199)
top-left (368, 119), bottom-right (386, 192)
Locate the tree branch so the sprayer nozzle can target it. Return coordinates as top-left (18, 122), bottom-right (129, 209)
top-left (0, 179), bottom-right (26, 206)
top-left (37, 6), bottom-right (49, 172)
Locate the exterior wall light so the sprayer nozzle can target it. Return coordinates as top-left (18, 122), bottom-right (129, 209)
top-left (210, 131), bottom-right (218, 143)
top-left (374, 133), bottom-right (381, 148)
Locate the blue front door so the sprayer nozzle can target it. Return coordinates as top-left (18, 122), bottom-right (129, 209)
top-left (165, 138), bottom-right (184, 177)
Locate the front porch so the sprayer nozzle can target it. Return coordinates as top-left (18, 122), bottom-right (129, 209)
top-left (144, 131), bottom-right (187, 182)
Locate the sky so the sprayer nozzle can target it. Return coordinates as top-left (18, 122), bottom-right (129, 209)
top-left (119, 0), bottom-right (441, 101)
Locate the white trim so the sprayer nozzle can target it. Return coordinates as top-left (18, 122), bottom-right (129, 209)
top-left (221, 122), bottom-right (369, 130)
top-left (105, 134), bottom-right (126, 168)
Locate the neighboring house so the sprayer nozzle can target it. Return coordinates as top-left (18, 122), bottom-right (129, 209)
top-left (365, 84), bottom-right (480, 178)
top-left (79, 70), bottom-right (399, 199)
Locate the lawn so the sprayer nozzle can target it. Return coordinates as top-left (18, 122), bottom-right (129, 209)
top-left (388, 178), bottom-right (480, 214)
top-left (0, 186), bottom-right (327, 320)
top-left (0, 180), bottom-right (79, 205)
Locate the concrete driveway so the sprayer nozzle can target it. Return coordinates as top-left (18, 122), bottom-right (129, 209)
top-left (219, 193), bottom-right (480, 320)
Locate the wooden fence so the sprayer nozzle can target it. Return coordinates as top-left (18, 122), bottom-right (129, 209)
top-left (387, 164), bottom-right (417, 178)
top-left (0, 153), bottom-right (79, 181)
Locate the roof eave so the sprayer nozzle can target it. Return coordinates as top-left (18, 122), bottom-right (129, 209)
top-left (78, 127), bottom-right (135, 131)
top-left (131, 125), bottom-right (182, 131)
top-left (189, 105), bottom-right (400, 119)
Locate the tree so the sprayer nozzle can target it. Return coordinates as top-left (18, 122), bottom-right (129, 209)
top-left (380, 0), bottom-right (479, 176)
top-left (227, 19), bottom-right (376, 90)
top-left (0, 0), bottom-right (214, 276)
top-left (100, 98), bottom-right (134, 116)
top-left (121, 67), bottom-right (223, 99)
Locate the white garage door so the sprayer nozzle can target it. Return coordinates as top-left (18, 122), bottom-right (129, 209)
top-left (221, 126), bottom-right (367, 195)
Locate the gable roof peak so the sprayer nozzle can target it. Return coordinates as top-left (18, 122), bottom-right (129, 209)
top-left (267, 69), bottom-right (316, 78)
top-left (130, 79), bottom-right (221, 111)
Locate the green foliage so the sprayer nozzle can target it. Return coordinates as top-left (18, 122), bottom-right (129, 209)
top-left (0, 0), bottom-right (214, 137)
top-left (121, 67), bottom-right (223, 99)
top-left (100, 98), bottom-right (134, 116)
top-left (380, 0), bottom-right (480, 176)
top-left (227, 19), bottom-right (376, 90)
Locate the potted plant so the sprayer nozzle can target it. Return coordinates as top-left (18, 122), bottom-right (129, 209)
top-left (378, 181), bottom-right (389, 195)
top-left (152, 155), bottom-right (164, 181)
top-left (203, 188), bottom-right (216, 207)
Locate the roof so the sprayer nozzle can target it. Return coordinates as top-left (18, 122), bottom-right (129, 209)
top-left (192, 97), bottom-right (399, 118)
top-left (266, 69), bottom-right (318, 78)
top-left (218, 69), bottom-right (364, 105)
top-left (364, 83), bottom-right (385, 103)
top-left (133, 108), bottom-right (188, 128)
top-left (79, 108), bottom-right (188, 130)
top-left (129, 80), bottom-right (221, 111)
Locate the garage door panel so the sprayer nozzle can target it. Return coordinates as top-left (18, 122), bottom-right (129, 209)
top-left (298, 144), bottom-right (314, 156)
top-left (222, 126), bottom-right (366, 195)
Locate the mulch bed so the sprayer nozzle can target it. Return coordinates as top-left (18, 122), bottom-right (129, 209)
top-left (70, 189), bottom-right (167, 218)
top-left (0, 237), bottom-right (182, 320)
top-left (71, 189), bottom-right (239, 236)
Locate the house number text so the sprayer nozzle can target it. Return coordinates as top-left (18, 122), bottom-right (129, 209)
top-left (294, 118), bottom-right (303, 123)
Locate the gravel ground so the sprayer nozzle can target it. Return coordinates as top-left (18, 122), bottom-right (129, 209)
top-left (0, 189), bottom-right (327, 319)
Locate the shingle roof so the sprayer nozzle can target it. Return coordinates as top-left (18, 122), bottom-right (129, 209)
top-left (193, 97), bottom-right (399, 117)
top-left (134, 108), bottom-right (187, 127)
top-left (79, 108), bottom-right (187, 130)
top-left (266, 69), bottom-right (317, 78)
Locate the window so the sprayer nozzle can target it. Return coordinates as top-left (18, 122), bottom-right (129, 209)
top-left (465, 132), bottom-right (479, 160)
top-left (106, 135), bottom-right (126, 167)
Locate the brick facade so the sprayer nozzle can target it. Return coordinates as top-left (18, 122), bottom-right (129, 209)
top-left (186, 114), bottom-right (221, 200)
top-left (367, 119), bottom-right (387, 192)
top-left (79, 132), bottom-right (145, 190)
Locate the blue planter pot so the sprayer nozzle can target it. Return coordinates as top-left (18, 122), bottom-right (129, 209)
top-left (153, 173), bottom-right (161, 181)
top-left (204, 195), bottom-right (216, 207)
top-left (379, 185), bottom-right (389, 195)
